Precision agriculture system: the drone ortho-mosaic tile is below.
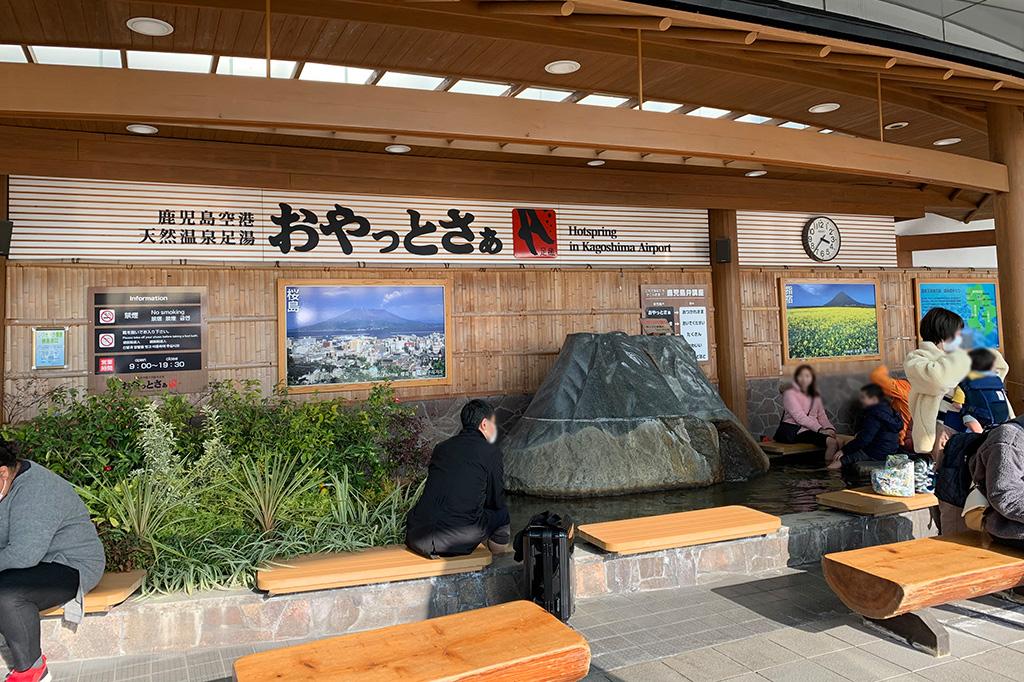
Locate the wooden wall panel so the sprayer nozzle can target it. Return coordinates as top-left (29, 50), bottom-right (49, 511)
top-left (3, 263), bottom-right (715, 420)
top-left (737, 211), bottom-right (897, 267)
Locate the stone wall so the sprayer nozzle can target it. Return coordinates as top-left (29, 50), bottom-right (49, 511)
top-left (746, 373), bottom-right (872, 439)
top-left (410, 393), bottom-right (532, 447)
top-left (35, 509), bottom-right (935, 662)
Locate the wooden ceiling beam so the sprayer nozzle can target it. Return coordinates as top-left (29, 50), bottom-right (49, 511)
top-left (0, 125), bottom-right (965, 217)
top-left (556, 14), bottom-right (671, 30)
top-left (790, 52), bottom-right (897, 69)
top-left (664, 27), bottom-right (758, 45)
top-left (477, 1), bottom-right (575, 16)
top-left (896, 229), bottom-right (995, 252)
top-left (0, 63), bottom-right (1006, 192)
top-left (732, 41), bottom-right (832, 58)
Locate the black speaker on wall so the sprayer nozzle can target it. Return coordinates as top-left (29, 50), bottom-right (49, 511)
top-left (0, 220), bottom-right (12, 257)
top-left (714, 237), bottom-right (732, 264)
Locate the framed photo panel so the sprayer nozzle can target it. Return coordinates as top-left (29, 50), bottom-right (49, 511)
top-left (780, 279), bottom-right (882, 363)
top-left (915, 278), bottom-right (1001, 350)
top-left (278, 280), bottom-right (451, 392)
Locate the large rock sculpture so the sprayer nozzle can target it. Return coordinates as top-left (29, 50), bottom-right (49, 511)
top-left (502, 332), bottom-right (769, 497)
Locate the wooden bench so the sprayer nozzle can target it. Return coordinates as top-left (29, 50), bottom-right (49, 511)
top-left (760, 441), bottom-right (821, 456)
top-left (41, 570), bottom-right (146, 617)
top-left (578, 506), bottom-right (781, 555)
top-left (256, 545), bottom-right (493, 596)
top-left (823, 533), bottom-right (1024, 656)
top-left (816, 486), bottom-right (938, 516)
top-left (233, 600), bottom-right (591, 682)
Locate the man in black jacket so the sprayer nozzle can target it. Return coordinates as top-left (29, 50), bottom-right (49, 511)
top-left (405, 400), bottom-right (511, 558)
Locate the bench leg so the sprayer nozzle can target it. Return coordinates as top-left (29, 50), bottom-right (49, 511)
top-left (862, 612), bottom-right (950, 657)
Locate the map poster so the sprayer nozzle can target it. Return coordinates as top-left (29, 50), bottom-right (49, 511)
top-left (639, 285), bottom-right (710, 362)
top-left (32, 327), bottom-right (67, 370)
top-left (88, 287), bottom-right (208, 393)
top-left (278, 280), bottom-right (451, 392)
top-left (780, 279), bottom-right (881, 363)
top-left (916, 279), bottom-right (1001, 350)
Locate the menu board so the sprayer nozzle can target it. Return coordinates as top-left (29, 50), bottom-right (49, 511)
top-left (640, 285), bottom-right (710, 362)
top-left (89, 287), bottom-right (207, 393)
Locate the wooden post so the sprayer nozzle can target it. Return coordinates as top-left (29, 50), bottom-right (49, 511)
top-left (0, 175), bottom-right (7, 423)
top-left (988, 103), bottom-right (1024, 409)
top-left (709, 209), bottom-right (747, 424)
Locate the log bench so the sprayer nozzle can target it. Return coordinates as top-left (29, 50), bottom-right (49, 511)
top-left (822, 533), bottom-right (1024, 656)
top-left (233, 600), bottom-right (591, 682)
top-left (41, 570), bottom-right (146, 616)
top-left (256, 544), bottom-right (493, 596)
top-left (816, 486), bottom-right (938, 516)
top-left (578, 506), bottom-right (781, 555)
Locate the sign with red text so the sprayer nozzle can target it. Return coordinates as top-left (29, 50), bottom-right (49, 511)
top-left (640, 285), bottom-right (710, 362)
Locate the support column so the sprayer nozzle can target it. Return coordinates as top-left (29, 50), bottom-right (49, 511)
top-left (709, 209), bottom-right (747, 424)
top-left (0, 175), bottom-right (7, 424)
top-left (988, 104), bottom-right (1024, 410)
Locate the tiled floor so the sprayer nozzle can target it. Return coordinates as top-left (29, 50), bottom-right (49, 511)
top-left (27, 564), bottom-right (1024, 681)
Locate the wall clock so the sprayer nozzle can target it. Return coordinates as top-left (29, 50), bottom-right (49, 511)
top-left (802, 216), bottom-right (841, 262)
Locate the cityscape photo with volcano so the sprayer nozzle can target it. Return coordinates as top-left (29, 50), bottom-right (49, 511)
top-left (284, 284), bottom-right (447, 388)
top-left (783, 281), bottom-right (879, 361)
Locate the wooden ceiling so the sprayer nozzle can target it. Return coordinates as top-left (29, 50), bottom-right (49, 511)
top-left (0, 0), bottom-right (1015, 221)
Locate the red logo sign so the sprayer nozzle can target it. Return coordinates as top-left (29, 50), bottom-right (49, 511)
top-left (512, 209), bottom-right (557, 259)
top-left (98, 357), bottom-right (115, 373)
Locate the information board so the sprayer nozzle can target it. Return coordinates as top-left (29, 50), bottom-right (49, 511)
top-left (639, 285), bottom-right (710, 362)
top-left (89, 287), bottom-right (207, 393)
top-left (32, 327), bottom-right (67, 370)
top-left (916, 279), bottom-right (1000, 350)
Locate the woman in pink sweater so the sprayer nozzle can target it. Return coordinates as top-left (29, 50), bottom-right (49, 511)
top-left (774, 364), bottom-right (842, 462)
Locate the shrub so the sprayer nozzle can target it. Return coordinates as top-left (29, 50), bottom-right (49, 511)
top-left (8, 379), bottom-right (432, 594)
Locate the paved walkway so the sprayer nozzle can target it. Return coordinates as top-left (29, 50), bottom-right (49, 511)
top-left (34, 564), bottom-right (1024, 681)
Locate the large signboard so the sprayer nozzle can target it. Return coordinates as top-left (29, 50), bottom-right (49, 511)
top-left (8, 176), bottom-right (710, 267)
top-left (780, 279), bottom-right (881, 363)
top-left (89, 287), bottom-right (208, 393)
top-left (279, 280), bottom-right (451, 392)
top-left (639, 285), bottom-right (710, 362)
top-left (916, 279), bottom-right (1001, 350)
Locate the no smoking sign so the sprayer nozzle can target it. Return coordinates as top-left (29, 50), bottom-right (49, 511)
top-left (99, 309), bottom-right (116, 324)
top-left (98, 332), bottom-right (116, 349)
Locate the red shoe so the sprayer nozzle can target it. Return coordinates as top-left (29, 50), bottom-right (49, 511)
top-left (4, 656), bottom-right (51, 682)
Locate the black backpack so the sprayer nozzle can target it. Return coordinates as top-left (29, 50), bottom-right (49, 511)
top-left (936, 418), bottom-right (1024, 507)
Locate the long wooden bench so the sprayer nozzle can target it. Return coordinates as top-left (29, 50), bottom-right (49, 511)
top-left (822, 533), bottom-right (1024, 656)
top-left (256, 545), bottom-right (493, 596)
top-left (816, 486), bottom-right (938, 516)
top-left (578, 506), bottom-right (781, 555)
top-left (41, 570), bottom-right (146, 616)
top-left (233, 600), bottom-right (591, 682)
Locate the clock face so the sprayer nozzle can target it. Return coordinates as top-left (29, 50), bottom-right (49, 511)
top-left (803, 217), bottom-right (842, 262)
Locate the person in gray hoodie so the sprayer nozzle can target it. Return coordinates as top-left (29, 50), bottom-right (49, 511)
top-left (969, 418), bottom-right (1024, 549)
top-left (0, 439), bottom-right (105, 682)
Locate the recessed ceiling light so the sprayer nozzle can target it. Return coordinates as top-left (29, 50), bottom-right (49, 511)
top-left (637, 100), bottom-right (682, 113)
top-left (885, 121), bottom-right (910, 130)
top-left (126, 17), bottom-right (174, 37)
top-left (687, 106), bottom-right (731, 119)
top-left (126, 124), bottom-right (159, 135)
top-left (577, 94), bottom-right (629, 107)
top-left (545, 60), bottom-right (580, 75)
top-left (933, 137), bottom-right (962, 146)
top-left (385, 144), bottom-right (411, 154)
top-left (808, 102), bottom-right (841, 114)
top-left (516, 86), bottom-right (573, 102)
top-left (587, 159), bottom-right (606, 167)
top-left (779, 121), bottom-right (809, 130)
top-left (819, 129), bottom-right (834, 134)
top-left (736, 114), bottom-right (771, 124)
top-left (744, 170), bottom-right (767, 177)
top-left (448, 79), bottom-right (511, 96)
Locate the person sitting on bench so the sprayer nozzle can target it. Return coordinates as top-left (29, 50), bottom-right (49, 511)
top-left (869, 365), bottom-right (913, 451)
top-left (406, 400), bottom-right (511, 558)
top-left (969, 417), bottom-right (1024, 550)
top-left (0, 438), bottom-right (106, 682)
top-left (775, 364), bottom-right (843, 463)
top-left (945, 348), bottom-right (1013, 434)
top-left (828, 384), bottom-right (903, 470)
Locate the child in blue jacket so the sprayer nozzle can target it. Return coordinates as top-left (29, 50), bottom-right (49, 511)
top-left (945, 348), bottom-right (1013, 434)
top-left (828, 384), bottom-right (903, 470)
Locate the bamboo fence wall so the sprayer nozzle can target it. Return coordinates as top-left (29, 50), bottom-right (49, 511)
top-left (3, 262), bottom-right (998, 419)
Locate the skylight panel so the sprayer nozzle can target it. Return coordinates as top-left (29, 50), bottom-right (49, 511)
top-left (126, 50), bottom-right (212, 73)
top-left (686, 106), bottom-right (731, 119)
top-left (0, 45), bottom-right (26, 63)
top-left (377, 71), bottom-right (445, 90)
top-left (577, 94), bottom-right (629, 107)
top-left (217, 56), bottom-right (297, 79)
top-left (638, 100), bottom-right (682, 113)
top-left (516, 87), bottom-right (573, 102)
top-left (299, 63), bottom-right (374, 84)
top-left (30, 46), bottom-right (121, 68)
top-left (779, 121), bottom-right (810, 130)
top-left (736, 114), bottom-right (771, 124)
top-left (447, 79), bottom-right (511, 96)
